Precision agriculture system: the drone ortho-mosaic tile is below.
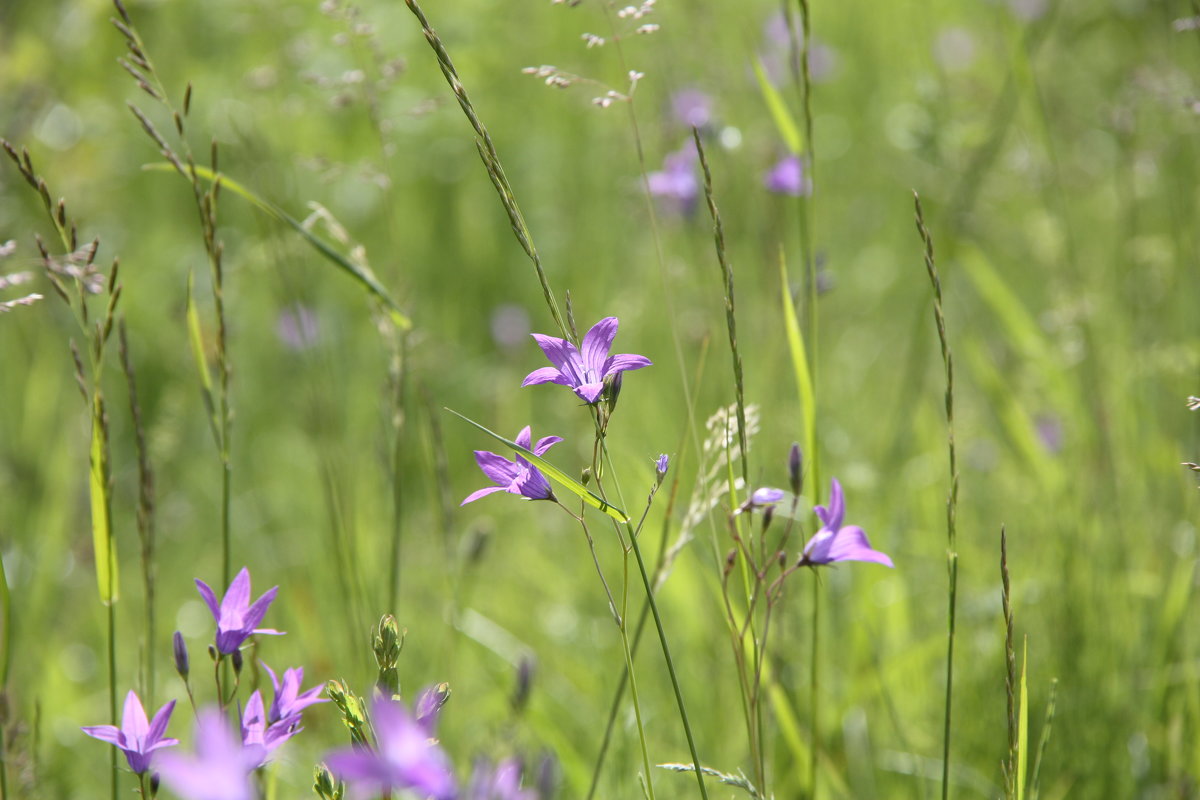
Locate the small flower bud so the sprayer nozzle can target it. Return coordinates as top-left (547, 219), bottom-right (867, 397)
top-left (751, 487), bottom-right (785, 507)
top-left (724, 548), bottom-right (737, 576)
top-left (537, 751), bottom-right (559, 800)
top-left (230, 648), bottom-right (243, 675)
top-left (778, 550), bottom-right (787, 569)
top-left (207, 644), bottom-right (218, 663)
top-left (581, 467), bottom-right (592, 486)
top-left (603, 371), bottom-right (623, 416)
top-left (788, 443), bottom-right (803, 496)
top-left (314, 764), bottom-right (341, 799)
top-left (511, 655), bottom-right (536, 714)
top-left (172, 631), bottom-right (189, 679)
top-left (654, 454), bottom-right (669, 485)
top-left (762, 505), bottom-right (776, 531)
top-left (149, 772), bottom-right (160, 797)
top-left (372, 615), bottom-right (404, 670)
top-left (416, 682), bottom-right (451, 729)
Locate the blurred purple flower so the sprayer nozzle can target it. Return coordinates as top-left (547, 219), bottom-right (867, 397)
top-left (324, 698), bottom-right (456, 800)
top-left (1035, 414), bottom-right (1063, 454)
top-left (276, 305), bottom-right (320, 351)
top-left (764, 154), bottom-right (812, 197)
top-left (800, 478), bottom-right (893, 567)
top-left (671, 89), bottom-right (712, 129)
top-left (646, 146), bottom-right (699, 215)
top-left (655, 454), bottom-right (669, 480)
top-left (490, 304), bottom-right (532, 351)
top-left (157, 710), bottom-right (264, 800)
top-left (81, 690), bottom-right (178, 775)
top-left (522, 317), bottom-right (652, 404)
top-left (469, 757), bottom-right (537, 800)
top-left (761, 12), bottom-right (838, 84)
top-left (194, 567), bottom-right (284, 655)
top-left (462, 426), bottom-right (562, 505)
top-left (263, 663), bottom-right (327, 725)
top-left (751, 487), bottom-right (786, 506)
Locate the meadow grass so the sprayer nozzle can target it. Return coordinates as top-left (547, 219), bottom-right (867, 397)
top-left (1, 0), bottom-right (1199, 798)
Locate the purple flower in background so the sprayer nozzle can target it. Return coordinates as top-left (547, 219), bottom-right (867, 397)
top-left (761, 12), bottom-right (838, 84)
top-left (194, 567), bottom-right (284, 655)
top-left (240, 691), bottom-right (299, 766)
top-left (764, 154), bottom-right (812, 197)
top-left (646, 146), bottom-right (699, 215)
top-left (800, 478), bottom-right (893, 567)
top-left (81, 691), bottom-right (178, 775)
top-left (522, 317), bottom-right (652, 404)
top-left (324, 698), bottom-right (457, 800)
top-left (671, 88), bottom-right (712, 129)
top-left (415, 683), bottom-right (451, 733)
top-left (158, 710), bottom-right (264, 800)
top-left (751, 487), bottom-right (786, 506)
top-left (263, 663), bottom-right (327, 725)
top-left (276, 304), bottom-right (320, 351)
top-left (469, 757), bottom-right (538, 800)
top-left (462, 426), bottom-right (562, 505)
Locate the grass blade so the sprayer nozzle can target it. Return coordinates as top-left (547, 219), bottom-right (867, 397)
top-left (445, 408), bottom-right (628, 523)
top-left (779, 250), bottom-right (816, 497)
top-left (1029, 679), bottom-right (1057, 800)
top-left (752, 59), bottom-right (803, 155)
top-left (145, 163), bottom-right (411, 329)
top-left (89, 395), bottom-right (118, 605)
top-left (1017, 638), bottom-right (1029, 800)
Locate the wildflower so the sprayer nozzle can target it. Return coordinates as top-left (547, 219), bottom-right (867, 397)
top-left (468, 757), bottom-right (538, 800)
top-left (655, 454), bottom-right (669, 482)
top-left (799, 478), bottom-right (893, 567)
top-left (240, 691), bottom-right (299, 766)
top-left (764, 154), bottom-right (811, 197)
top-left (324, 698), bottom-right (456, 800)
top-left (173, 631), bottom-right (189, 679)
top-left (462, 426), bottom-right (561, 505)
top-left (81, 690), bottom-right (178, 775)
top-left (415, 683), bottom-right (451, 732)
top-left (194, 567), bottom-right (284, 655)
top-left (157, 710), bottom-right (263, 800)
top-left (670, 89), bottom-right (712, 129)
top-left (263, 663), bottom-right (327, 724)
top-left (522, 317), bottom-right (652, 404)
top-left (647, 146), bottom-right (699, 215)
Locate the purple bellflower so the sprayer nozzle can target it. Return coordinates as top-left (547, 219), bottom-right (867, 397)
top-left (263, 663), bottom-right (327, 725)
top-left (764, 154), bottom-right (812, 197)
top-left (157, 710), bottom-right (264, 800)
top-left (240, 691), bottom-right (299, 766)
top-left (670, 88), bottom-right (713, 129)
top-left (522, 317), bottom-right (652, 404)
top-left (800, 478), bottom-right (893, 567)
top-left (194, 567), bottom-right (284, 655)
top-left (324, 698), bottom-right (457, 800)
top-left (646, 147), bottom-right (699, 216)
top-left (462, 426), bottom-right (561, 505)
top-left (81, 690), bottom-right (178, 775)
top-left (469, 757), bottom-right (538, 800)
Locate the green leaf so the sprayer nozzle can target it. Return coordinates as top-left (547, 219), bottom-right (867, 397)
top-left (1017, 637), bottom-right (1029, 800)
top-left (145, 163), bottom-right (411, 330)
top-left (446, 409), bottom-right (629, 523)
top-left (186, 271), bottom-right (220, 447)
top-left (89, 395), bottom-right (118, 605)
top-left (0, 547), bottom-right (10, 687)
top-left (780, 253), bottom-right (816, 497)
top-left (753, 58), bottom-right (803, 154)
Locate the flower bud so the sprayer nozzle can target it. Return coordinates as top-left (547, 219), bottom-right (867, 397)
top-left (313, 764), bottom-right (342, 800)
top-left (654, 454), bottom-right (669, 485)
top-left (172, 631), bottom-right (189, 679)
top-left (581, 467), bottom-right (592, 486)
top-left (724, 548), bottom-right (737, 577)
top-left (207, 644), bottom-right (218, 663)
top-left (416, 682), bottom-right (451, 730)
top-left (230, 647), bottom-right (244, 675)
top-left (788, 443), bottom-right (803, 496)
top-left (511, 655), bottom-right (536, 714)
top-left (603, 371), bottom-right (623, 415)
top-left (149, 772), bottom-right (160, 797)
top-left (537, 750), bottom-right (559, 800)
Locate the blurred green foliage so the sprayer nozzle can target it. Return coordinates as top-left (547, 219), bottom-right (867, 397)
top-left (2, 0), bottom-right (1200, 797)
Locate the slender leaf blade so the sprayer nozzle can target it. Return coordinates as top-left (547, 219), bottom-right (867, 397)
top-left (89, 396), bottom-right (118, 605)
top-left (780, 253), bottom-right (817, 497)
top-left (1017, 638), bottom-right (1029, 800)
top-left (446, 408), bottom-right (628, 523)
top-left (753, 59), bottom-right (803, 154)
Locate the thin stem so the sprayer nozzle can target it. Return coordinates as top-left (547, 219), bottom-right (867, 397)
top-left (107, 601), bottom-right (118, 800)
top-left (914, 193), bottom-right (959, 800)
top-left (619, 554), bottom-right (656, 800)
top-left (808, 576), bottom-right (819, 800)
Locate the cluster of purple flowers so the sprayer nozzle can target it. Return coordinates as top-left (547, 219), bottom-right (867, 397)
top-left (463, 316), bottom-right (651, 505)
top-left (82, 567), bottom-right (325, 799)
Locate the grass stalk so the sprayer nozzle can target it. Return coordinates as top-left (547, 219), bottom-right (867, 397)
top-left (1002, 527), bottom-right (1016, 799)
top-left (402, 0), bottom-right (570, 342)
top-left (913, 192), bottom-right (959, 800)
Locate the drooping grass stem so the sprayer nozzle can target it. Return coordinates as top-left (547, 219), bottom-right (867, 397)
top-left (914, 193), bottom-right (959, 800)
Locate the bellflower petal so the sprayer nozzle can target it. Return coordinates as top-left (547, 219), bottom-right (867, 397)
top-left (158, 710), bottom-right (263, 800)
top-left (196, 568), bottom-right (284, 655)
top-left (801, 478), bottom-right (893, 568)
top-left (463, 428), bottom-right (561, 505)
top-left (524, 317), bottom-right (651, 404)
top-left (81, 690), bottom-right (178, 775)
